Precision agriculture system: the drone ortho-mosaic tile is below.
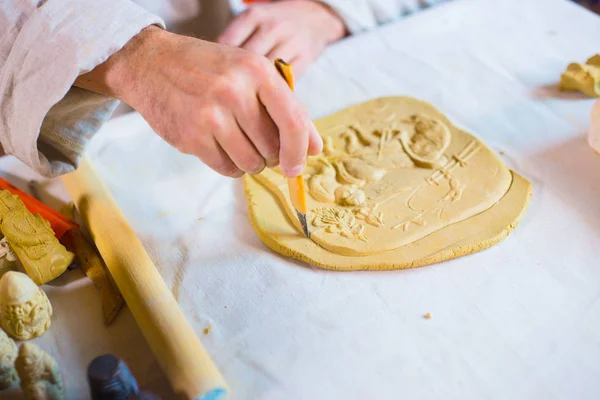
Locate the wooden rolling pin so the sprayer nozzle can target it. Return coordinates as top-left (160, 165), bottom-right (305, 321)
top-left (62, 157), bottom-right (228, 400)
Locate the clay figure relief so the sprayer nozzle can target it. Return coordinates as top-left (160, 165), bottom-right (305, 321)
top-left (253, 98), bottom-right (512, 256)
top-left (0, 191), bottom-right (74, 286)
top-left (0, 271), bottom-right (53, 341)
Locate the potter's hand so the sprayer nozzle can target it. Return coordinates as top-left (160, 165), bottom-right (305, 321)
top-left (74, 26), bottom-right (322, 178)
top-left (217, 0), bottom-right (347, 78)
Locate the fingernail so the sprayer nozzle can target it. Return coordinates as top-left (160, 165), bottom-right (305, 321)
top-left (285, 165), bottom-right (304, 177)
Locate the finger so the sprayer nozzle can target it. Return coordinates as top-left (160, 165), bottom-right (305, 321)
top-left (288, 55), bottom-right (311, 81)
top-left (235, 101), bottom-right (280, 168)
top-left (276, 54), bottom-right (322, 158)
top-left (307, 120), bottom-right (323, 156)
top-left (257, 73), bottom-right (313, 177)
top-left (216, 118), bottom-right (266, 175)
top-left (217, 9), bottom-right (260, 47)
top-left (241, 24), bottom-right (281, 56)
top-left (197, 136), bottom-right (244, 178)
top-left (266, 41), bottom-right (297, 63)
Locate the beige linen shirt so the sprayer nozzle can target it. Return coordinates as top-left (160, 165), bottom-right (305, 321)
top-left (0, 0), bottom-right (447, 177)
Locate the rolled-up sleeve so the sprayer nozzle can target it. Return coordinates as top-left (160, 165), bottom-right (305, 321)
top-left (320, 0), bottom-right (449, 34)
top-left (0, 0), bottom-right (164, 177)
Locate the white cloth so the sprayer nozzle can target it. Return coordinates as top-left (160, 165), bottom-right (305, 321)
top-left (2, 0), bottom-right (600, 399)
top-left (0, 0), bottom-right (447, 179)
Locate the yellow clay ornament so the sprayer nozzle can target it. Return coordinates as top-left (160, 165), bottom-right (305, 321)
top-left (0, 271), bottom-right (52, 341)
top-left (0, 191), bottom-right (74, 285)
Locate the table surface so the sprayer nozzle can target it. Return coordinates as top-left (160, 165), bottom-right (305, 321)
top-left (3, 0), bottom-right (600, 399)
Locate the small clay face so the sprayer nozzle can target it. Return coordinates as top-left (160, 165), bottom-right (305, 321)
top-left (0, 271), bottom-right (52, 341)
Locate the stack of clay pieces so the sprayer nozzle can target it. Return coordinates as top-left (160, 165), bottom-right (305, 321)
top-left (559, 54), bottom-right (600, 98)
top-left (0, 271), bottom-right (64, 399)
top-left (558, 55), bottom-right (600, 155)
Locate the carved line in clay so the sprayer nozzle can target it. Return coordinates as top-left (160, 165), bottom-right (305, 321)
top-left (391, 141), bottom-right (479, 232)
top-left (392, 212), bottom-right (426, 232)
top-left (428, 140), bottom-right (480, 186)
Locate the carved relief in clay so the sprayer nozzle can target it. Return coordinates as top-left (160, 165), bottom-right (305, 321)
top-left (0, 327), bottom-right (18, 390)
top-left (244, 97), bottom-right (531, 270)
top-left (0, 271), bottom-right (53, 341)
top-left (15, 343), bottom-right (64, 400)
top-left (311, 208), bottom-right (367, 243)
top-left (0, 191), bottom-right (74, 286)
top-left (400, 115), bottom-right (451, 168)
top-left (334, 186), bottom-right (366, 206)
top-left (307, 159), bottom-right (338, 203)
top-left (305, 113), bottom-right (476, 249)
top-left (249, 97), bottom-right (513, 258)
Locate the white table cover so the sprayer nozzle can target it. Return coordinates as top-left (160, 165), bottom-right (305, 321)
top-left (3, 0), bottom-right (600, 398)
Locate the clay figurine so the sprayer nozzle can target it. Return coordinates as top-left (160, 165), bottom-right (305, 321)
top-left (0, 327), bottom-right (18, 390)
top-left (0, 190), bottom-right (74, 285)
top-left (0, 271), bottom-right (53, 340)
top-left (15, 343), bottom-right (64, 400)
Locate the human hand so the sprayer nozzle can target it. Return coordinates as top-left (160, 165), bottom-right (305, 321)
top-left (217, 0), bottom-right (347, 77)
top-left (75, 26), bottom-right (322, 178)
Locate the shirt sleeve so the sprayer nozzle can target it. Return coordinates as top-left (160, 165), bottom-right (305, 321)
top-left (319, 0), bottom-right (450, 34)
top-left (0, 0), bottom-right (165, 178)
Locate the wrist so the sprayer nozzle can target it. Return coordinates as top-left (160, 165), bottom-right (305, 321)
top-left (74, 25), bottom-right (166, 104)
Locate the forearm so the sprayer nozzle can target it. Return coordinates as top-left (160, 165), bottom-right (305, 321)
top-left (0, 0), bottom-right (164, 177)
top-left (74, 25), bottom-right (164, 102)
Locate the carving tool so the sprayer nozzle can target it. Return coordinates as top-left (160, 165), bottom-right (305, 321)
top-left (62, 157), bottom-right (228, 400)
top-left (61, 204), bottom-right (125, 325)
top-left (274, 58), bottom-right (310, 238)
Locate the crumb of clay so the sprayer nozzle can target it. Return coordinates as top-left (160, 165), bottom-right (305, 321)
top-left (203, 325), bottom-right (213, 335)
top-left (423, 313), bottom-right (432, 320)
top-left (499, 151), bottom-right (505, 155)
top-left (224, 306), bottom-right (228, 309)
